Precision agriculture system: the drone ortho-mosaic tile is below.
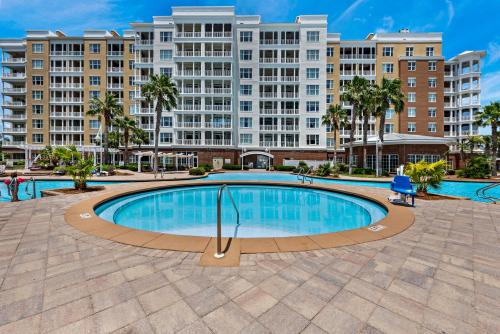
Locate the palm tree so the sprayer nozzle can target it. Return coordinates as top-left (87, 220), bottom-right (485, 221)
top-left (131, 128), bottom-right (150, 149)
top-left (360, 84), bottom-right (383, 169)
top-left (114, 116), bottom-right (137, 164)
top-left (87, 93), bottom-right (123, 164)
top-left (457, 139), bottom-right (468, 166)
top-left (341, 76), bottom-right (369, 174)
top-left (465, 135), bottom-right (484, 155)
top-left (141, 74), bottom-right (178, 175)
top-left (322, 104), bottom-right (348, 166)
top-left (376, 78), bottom-right (405, 175)
top-left (475, 101), bottom-right (500, 176)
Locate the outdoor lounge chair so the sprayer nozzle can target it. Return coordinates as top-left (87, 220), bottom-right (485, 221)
top-left (390, 175), bottom-right (416, 206)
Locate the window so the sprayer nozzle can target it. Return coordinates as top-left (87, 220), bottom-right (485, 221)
top-left (128, 44), bottom-right (134, 54)
top-left (128, 60), bottom-right (134, 70)
top-left (89, 120), bottom-right (100, 129)
top-left (89, 44), bottom-right (100, 53)
top-left (428, 77), bottom-right (437, 88)
top-left (240, 101), bottom-right (252, 112)
top-left (32, 105), bottom-right (43, 114)
top-left (89, 60), bottom-right (101, 69)
top-left (32, 43), bottom-right (43, 53)
top-left (128, 76), bottom-right (135, 86)
top-left (406, 47), bottom-right (414, 57)
top-left (239, 31), bottom-right (253, 42)
top-left (306, 101), bottom-right (319, 112)
top-left (306, 134), bottom-right (319, 145)
top-left (386, 108), bottom-right (395, 119)
top-left (306, 85), bottom-right (319, 95)
top-left (407, 122), bottom-right (416, 133)
top-left (408, 61), bottom-right (416, 71)
top-left (32, 76), bottom-right (43, 85)
top-left (240, 68), bottom-right (252, 79)
top-left (240, 133), bottom-right (252, 144)
top-left (428, 122), bottom-right (437, 132)
top-left (326, 94), bottom-right (333, 104)
top-left (306, 31), bottom-right (320, 42)
top-left (408, 107), bottom-right (416, 117)
top-left (90, 134), bottom-right (98, 144)
top-left (385, 123), bottom-right (394, 133)
top-left (160, 67), bottom-right (172, 77)
top-left (240, 50), bottom-right (252, 61)
top-left (32, 134), bottom-right (44, 143)
top-left (306, 117), bottom-right (319, 128)
top-left (159, 49), bottom-right (172, 60)
top-left (306, 50), bottom-right (320, 61)
top-left (428, 108), bottom-right (437, 117)
top-left (327, 47), bottom-right (334, 57)
top-left (426, 47), bottom-right (434, 57)
top-left (326, 80), bottom-right (333, 89)
top-left (382, 63), bottom-right (394, 73)
top-left (239, 85), bottom-right (252, 95)
top-left (382, 47), bottom-right (393, 57)
top-left (160, 117), bottom-right (172, 127)
top-left (428, 92), bottom-right (437, 102)
top-left (32, 59), bottom-right (43, 69)
top-left (408, 92), bottom-right (416, 103)
top-left (428, 61), bottom-right (437, 71)
top-left (160, 31), bottom-right (172, 42)
top-left (239, 117), bottom-right (252, 128)
top-left (32, 91), bottom-right (43, 100)
top-left (306, 68), bottom-right (319, 79)
top-left (89, 91), bottom-right (100, 99)
top-left (326, 64), bottom-right (334, 73)
top-left (160, 133), bottom-right (172, 144)
top-left (407, 78), bottom-right (416, 88)
top-left (89, 76), bottom-right (100, 86)
top-left (32, 119), bottom-right (43, 129)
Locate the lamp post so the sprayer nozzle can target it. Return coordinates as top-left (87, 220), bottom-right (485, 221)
top-left (265, 147), bottom-right (270, 171)
top-left (375, 138), bottom-right (382, 177)
top-left (241, 148), bottom-right (246, 170)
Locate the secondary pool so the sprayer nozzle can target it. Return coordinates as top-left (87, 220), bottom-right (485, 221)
top-left (95, 185), bottom-right (388, 238)
top-left (204, 172), bottom-right (500, 202)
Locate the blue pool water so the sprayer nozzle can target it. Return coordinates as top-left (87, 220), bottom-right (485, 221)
top-left (95, 185), bottom-right (387, 238)
top-left (205, 172), bottom-right (500, 202)
top-left (0, 180), bottom-right (122, 202)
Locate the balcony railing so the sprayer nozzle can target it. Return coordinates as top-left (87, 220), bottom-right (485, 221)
top-left (135, 58), bottom-right (153, 64)
top-left (281, 125), bottom-right (299, 131)
top-left (50, 83), bottom-right (84, 89)
top-left (205, 105), bottom-right (231, 111)
top-left (136, 40), bottom-right (153, 46)
top-left (2, 88), bottom-right (26, 94)
top-left (339, 54), bottom-right (376, 60)
top-left (107, 84), bottom-right (124, 89)
top-left (175, 70), bottom-right (202, 77)
top-left (175, 51), bottom-right (202, 57)
top-left (204, 122), bottom-right (231, 129)
top-left (2, 58), bottom-right (26, 64)
top-left (282, 109), bottom-right (299, 115)
top-left (204, 51), bottom-right (232, 57)
top-left (281, 141), bottom-right (299, 147)
top-left (176, 32), bottom-right (203, 38)
top-left (260, 141), bottom-right (278, 147)
top-left (260, 125), bottom-right (278, 131)
top-left (260, 109), bottom-right (278, 115)
top-left (204, 70), bottom-right (231, 77)
top-left (178, 105), bottom-right (202, 111)
top-left (50, 112), bottom-right (84, 118)
top-left (205, 88), bottom-right (231, 94)
top-left (179, 88), bottom-right (202, 94)
top-left (177, 122), bottom-right (202, 128)
top-left (50, 67), bottom-right (84, 72)
top-left (50, 126), bottom-right (84, 132)
top-left (3, 101), bottom-right (26, 107)
top-left (2, 114), bottom-right (26, 120)
top-left (204, 32), bottom-right (232, 38)
top-left (50, 98), bottom-right (84, 103)
top-left (4, 128), bottom-right (27, 133)
top-left (260, 92), bottom-right (277, 98)
top-left (204, 139), bottom-right (232, 146)
top-left (2, 73), bottom-right (26, 79)
top-left (107, 67), bottom-right (124, 73)
top-left (107, 51), bottom-right (124, 56)
top-left (50, 51), bottom-right (84, 56)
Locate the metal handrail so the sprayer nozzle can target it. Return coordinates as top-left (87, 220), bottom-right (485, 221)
top-left (475, 183), bottom-right (499, 203)
top-left (24, 177), bottom-right (36, 200)
top-left (214, 184), bottom-right (240, 258)
top-left (296, 167), bottom-right (313, 184)
top-left (304, 168), bottom-right (313, 184)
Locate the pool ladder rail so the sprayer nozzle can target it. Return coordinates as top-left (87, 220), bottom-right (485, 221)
top-left (475, 183), bottom-right (499, 203)
top-left (297, 167), bottom-right (313, 184)
top-left (214, 184), bottom-right (240, 259)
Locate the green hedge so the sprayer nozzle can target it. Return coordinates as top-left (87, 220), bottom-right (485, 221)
top-left (274, 165), bottom-right (295, 172)
top-left (223, 164), bottom-right (249, 170)
top-left (189, 167), bottom-right (205, 175)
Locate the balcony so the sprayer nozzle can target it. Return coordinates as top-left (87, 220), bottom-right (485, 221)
top-left (204, 32), bottom-right (232, 38)
top-left (205, 105), bottom-right (231, 112)
top-left (50, 97), bottom-right (84, 103)
top-left (136, 40), bottom-right (153, 46)
top-left (260, 109), bottom-right (278, 115)
top-left (260, 39), bottom-right (279, 45)
top-left (2, 73), bottom-right (26, 80)
top-left (50, 67), bottom-right (84, 73)
top-left (2, 101), bottom-right (26, 108)
top-left (176, 139), bottom-right (202, 145)
top-left (50, 126), bottom-right (84, 132)
top-left (176, 32), bottom-right (202, 38)
top-left (50, 112), bottom-right (84, 118)
top-left (50, 83), bottom-right (84, 89)
top-left (4, 127), bottom-right (27, 133)
top-left (107, 51), bottom-right (124, 57)
top-left (177, 122), bottom-right (202, 128)
top-left (282, 92), bottom-right (299, 99)
top-left (175, 51), bottom-right (202, 57)
top-left (259, 58), bottom-right (278, 64)
top-left (281, 58), bottom-right (299, 63)
top-left (135, 58), bottom-right (153, 65)
top-left (281, 39), bottom-right (300, 45)
top-left (204, 70), bottom-right (231, 77)
top-left (260, 92), bottom-right (278, 99)
top-left (107, 84), bottom-right (124, 89)
top-left (281, 141), bottom-right (299, 147)
top-left (1, 58), bottom-right (26, 65)
top-left (282, 109), bottom-right (299, 115)
top-left (4, 140), bottom-right (26, 146)
top-left (204, 51), bottom-right (232, 57)
top-left (204, 122), bottom-right (231, 129)
top-left (260, 141), bottom-right (278, 147)
top-left (260, 76), bottom-right (278, 82)
top-left (179, 87), bottom-right (202, 94)
top-left (281, 76), bottom-right (299, 82)
top-left (139, 124), bottom-right (154, 130)
top-left (2, 87), bottom-right (26, 94)
top-left (2, 114), bottom-right (27, 120)
top-left (339, 54), bottom-right (376, 60)
top-left (205, 88), bottom-right (231, 94)
top-left (107, 67), bottom-right (124, 73)
top-left (260, 125), bottom-right (278, 131)
top-left (49, 51), bottom-right (84, 56)
top-left (205, 139), bottom-right (232, 146)
top-left (281, 125), bottom-right (299, 131)
top-left (178, 105), bottom-right (202, 111)
top-left (175, 70), bottom-right (202, 77)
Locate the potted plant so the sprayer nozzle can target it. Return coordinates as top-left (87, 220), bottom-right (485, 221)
top-left (404, 160), bottom-right (447, 195)
top-left (66, 158), bottom-right (94, 190)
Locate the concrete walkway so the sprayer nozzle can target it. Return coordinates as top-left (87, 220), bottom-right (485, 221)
top-left (0, 183), bottom-right (499, 333)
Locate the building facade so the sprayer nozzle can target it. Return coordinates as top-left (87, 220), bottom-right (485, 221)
top-left (0, 6), bottom-right (485, 167)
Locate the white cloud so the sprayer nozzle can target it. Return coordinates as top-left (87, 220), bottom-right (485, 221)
top-left (375, 16), bottom-right (394, 33)
top-left (487, 41), bottom-right (500, 65)
top-left (333, 0), bottom-right (367, 27)
top-left (444, 0), bottom-right (455, 26)
top-left (481, 70), bottom-right (500, 104)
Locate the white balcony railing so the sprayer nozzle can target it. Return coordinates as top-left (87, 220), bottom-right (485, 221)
top-left (2, 114), bottom-right (26, 120)
top-left (175, 70), bottom-right (202, 77)
top-left (107, 84), bottom-right (124, 89)
top-left (50, 67), bottom-right (84, 72)
top-left (50, 98), bottom-right (84, 103)
top-left (4, 128), bottom-right (27, 133)
top-left (3, 101), bottom-right (26, 107)
top-left (177, 122), bottom-right (202, 128)
top-left (205, 139), bottom-right (232, 146)
top-left (179, 88), bottom-right (202, 94)
top-left (204, 122), bottom-right (231, 129)
top-left (50, 126), bottom-right (84, 132)
top-left (50, 112), bottom-right (84, 118)
top-left (50, 83), bottom-right (83, 89)
top-left (205, 105), bottom-right (231, 111)
top-left (260, 141), bottom-right (278, 147)
top-left (2, 58), bottom-right (26, 63)
top-left (178, 105), bottom-right (202, 111)
top-left (205, 88), bottom-right (231, 94)
top-left (175, 51), bottom-right (202, 57)
top-left (50, 51), bottom-right (84, 56)
top-left (281, 125), bottom-right (299, 131)
top-left (2, 73), bottom-right (26, 79)
top-left (204, 51), bottom-right (232, 57)
top-left (204, 32), bottom-right (232, 38)
top-left (282, 109), bottom-right (299, 115)
top-left (260, 125), bottom-right (278, 131)
top-left (175, 32), bottom-right (202, 38)
top-left (204, 70), bottom-right (231, 77)
top-left (260, 109), bottom-right (278, 115)
top-left (2, 88), bottom-right (26, 94)
top-left (107, 67), bottom-right (124, 73)
top-left (107, 51), bottom-right (124, 56)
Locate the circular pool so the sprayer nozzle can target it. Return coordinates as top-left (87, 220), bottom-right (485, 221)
top-left (95, 184), bottom-right (387, 238)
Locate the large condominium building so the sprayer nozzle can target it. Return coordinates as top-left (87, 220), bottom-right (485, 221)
top-left (0, 6), bottom-right (485, 168)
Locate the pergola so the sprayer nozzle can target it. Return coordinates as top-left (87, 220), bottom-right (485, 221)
top-left (133, 151), bottom-right (195, 172)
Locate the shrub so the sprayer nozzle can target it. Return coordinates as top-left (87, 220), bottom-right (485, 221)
top-left (363, 168), bottom-right (376, 175)
top-left (189, 167), bottom-right (205, 175)
top-left (446, 169), bottom-right (456, 176)
top-left (293, 161), bottom-right (309, 173)
top-left (457, 155), bottom-right (491, 179)
top-left (336, 163), bottom-right (349, 173)
top-left (198, 163), bottom-right (213, 172)
top-left (352, 167), bottom-right (365, 175)
top-left (66, 158), bottom-right (94, 190)
top-left (315, 163), bottom-right (332, 177)
top-left (53, 166), bottom-right (66, 175)
top-left (274, 165), bottom-right (295, 172)
top-left (404, 160), bottom-right (447, 193)
top-left (223, 164), bottom-right (249, 170)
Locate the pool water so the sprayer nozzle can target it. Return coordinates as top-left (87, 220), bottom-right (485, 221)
top-left (205, 172), bottom-right (500, 202)
top-left (95, 185), bottom-right (388, 238)
top-left (0, 180), bottom-right (122, 202)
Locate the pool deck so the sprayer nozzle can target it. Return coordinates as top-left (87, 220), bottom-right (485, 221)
top-left (0, 182), bottom-right (499, 333)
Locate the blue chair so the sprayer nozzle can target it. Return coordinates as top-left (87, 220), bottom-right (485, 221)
top-left (390, 175), bottom-right (416, 206)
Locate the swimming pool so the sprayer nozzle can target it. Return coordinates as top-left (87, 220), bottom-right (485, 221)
top-left (204, 172), bottom-right (499, 202)
top-left (95, 184), bottom-right (388, 238)
top-left (0, 180), bottom-right (122, 202)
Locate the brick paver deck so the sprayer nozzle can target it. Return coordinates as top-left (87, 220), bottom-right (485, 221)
top-left (0, 183), bottom-right (499, 333)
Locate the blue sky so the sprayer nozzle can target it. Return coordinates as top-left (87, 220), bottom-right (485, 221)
top-left (0, 0), bottom-right (499, 105)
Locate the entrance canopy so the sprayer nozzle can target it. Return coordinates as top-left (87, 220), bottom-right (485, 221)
top-left (240, 151), bottom-right (274, 159)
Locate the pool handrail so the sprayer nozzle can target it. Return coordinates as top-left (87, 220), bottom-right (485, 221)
top-left (215, 184), bottom-right (240, 259)
top-left (475, 183), bottom-right (499, 203)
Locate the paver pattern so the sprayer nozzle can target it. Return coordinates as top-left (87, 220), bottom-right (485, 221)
top-left (0, 183), bottom-right (499, 333)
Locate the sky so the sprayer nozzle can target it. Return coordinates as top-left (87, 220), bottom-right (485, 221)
top-left (0, 0), bottom-right (499, 106)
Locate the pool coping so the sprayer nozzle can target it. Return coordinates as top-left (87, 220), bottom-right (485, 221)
top-left (64, 180), bottom-right (415, 264)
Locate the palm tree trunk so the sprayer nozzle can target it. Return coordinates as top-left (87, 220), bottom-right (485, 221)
top-left (124, 130), bottom-right (129, 164)
top-left (363, 112), bottom-right (369, 169)
top-left (492, 120), bottom-right (498, 176)
top-left (349, 106), bottom-right (356, 175)
top-left (103, 116), bottom-right (110, 164)
top-left (333, 129), bottom-right (337, 167)
top-left (153, 101), bottom-right (162, 177)
top-left (377, 113), bottom-right (386, 176)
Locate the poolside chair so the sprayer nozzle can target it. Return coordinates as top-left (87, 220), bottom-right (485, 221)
top-left (390, 175), bottom-right (416, 206)
top-left (0, 165), bottom-right (5, 176)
